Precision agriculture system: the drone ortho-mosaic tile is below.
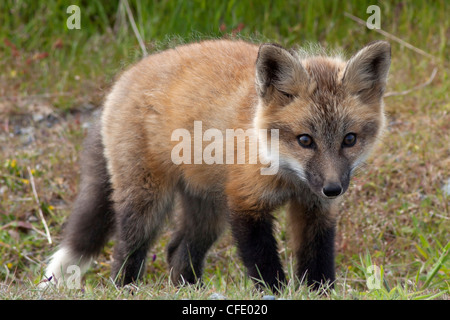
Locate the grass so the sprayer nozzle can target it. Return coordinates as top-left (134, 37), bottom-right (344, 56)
top-left (0, 1), bottom-right (449, 300)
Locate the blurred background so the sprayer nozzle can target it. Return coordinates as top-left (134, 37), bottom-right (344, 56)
top-left (0, 0), bottom-right (447, 110)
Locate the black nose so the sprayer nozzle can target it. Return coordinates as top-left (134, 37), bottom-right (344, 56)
top-left (322, 183), bottom-right (342, 198)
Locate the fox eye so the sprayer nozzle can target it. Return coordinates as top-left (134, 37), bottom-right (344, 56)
top-left (342, 133), bottom-right (357, 147)
top-left (280, 90), bottom-right (294, 99)
top-left (297, 134), bottom-right (314, 148)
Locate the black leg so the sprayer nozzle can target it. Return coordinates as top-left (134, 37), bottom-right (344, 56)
top-left (296, 225), bottom-right (336, 289)
top-left (289, 198), bottom-right (336, 290)
top-left (230, 212), bottom-right (286, 292)
top-left (167, 233), bottom-right (216, 284)
top-left (111, 205), bottom-right (151, 286)
top-left (111, 192), bottom-right (174, 286)
top-left (167, 192), bottom-right (226, 285)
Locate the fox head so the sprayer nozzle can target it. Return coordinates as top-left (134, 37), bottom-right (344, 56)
top-left (254, 41), bottom-right (391, 199)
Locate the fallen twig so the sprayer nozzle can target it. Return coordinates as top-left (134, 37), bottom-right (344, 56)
top-left (122, 0), bottom-right (148, 57)
top-left (27, 166), bottom-right (52, 244)
top-left (343, 12), bottom-right (437, 62)
top-left (344, 12), bottom-right (439, 98)
top-left (384, 67), bottom-right (438, 97)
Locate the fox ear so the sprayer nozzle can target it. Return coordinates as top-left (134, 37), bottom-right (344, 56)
top-left (255, 43), bottom-right (309, 104)
top-left (342, 41), bottom-right (391, 104)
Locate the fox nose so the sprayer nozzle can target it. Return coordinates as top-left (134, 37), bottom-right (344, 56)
top-left (322, 183), bottom-right (343, 198)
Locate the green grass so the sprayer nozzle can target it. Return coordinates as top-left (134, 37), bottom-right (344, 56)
top-left (1, 1), bottom-right (447, 109)
top-left (0, 0), bottom-right (449, 300)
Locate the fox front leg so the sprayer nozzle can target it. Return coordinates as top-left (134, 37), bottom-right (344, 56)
top-left (288, 198), bottom-right (336, 290)
top-left (230, 211), bottom-right (286, 292)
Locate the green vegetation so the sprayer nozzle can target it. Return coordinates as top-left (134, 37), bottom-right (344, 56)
top-left (0, 1), bottom-right (448, 299)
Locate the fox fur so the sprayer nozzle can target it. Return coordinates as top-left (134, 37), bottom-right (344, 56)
top-left (42, 39), bottom-right (390, 291)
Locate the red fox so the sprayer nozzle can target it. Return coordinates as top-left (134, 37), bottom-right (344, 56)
top-left (42, 39), bottom-right (390, 291)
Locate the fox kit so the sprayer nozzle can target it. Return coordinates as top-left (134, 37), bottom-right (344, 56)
top-left (42, 39), bottom-right (390, 291)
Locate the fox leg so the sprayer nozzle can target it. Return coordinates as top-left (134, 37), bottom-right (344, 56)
top-left (288, 196), bottom-right (336, 289)
top-left (230, 211), bottom-right (286, 292)
top-left (111, 183), bottom-right (175, 286)
top-left (167, 191), bottom-right (227, 285)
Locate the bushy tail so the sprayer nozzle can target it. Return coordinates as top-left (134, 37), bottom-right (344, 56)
top-left (41, 116), bottom-right (115, 287)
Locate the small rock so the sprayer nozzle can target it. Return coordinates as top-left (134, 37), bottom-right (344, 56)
top-left (443, 178), bottom-right (450, 196)
top-left (82, 121), bottom-right (91, 129)
top-left (209, 292), bottom-right (226, 300)
top-left (32, 113), bottom-right (45, 122)
top-left (45, 114), bottom-right (59, 128)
